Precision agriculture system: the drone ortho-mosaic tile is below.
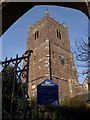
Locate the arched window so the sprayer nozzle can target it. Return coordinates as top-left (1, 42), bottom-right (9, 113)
top-left (35, 31), bottom-right (39, 40)
top-left (57, 29), bottom-right (61, 40)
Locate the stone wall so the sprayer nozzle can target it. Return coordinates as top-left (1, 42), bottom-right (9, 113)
top-left (26, 11), bottom-right (78, 100)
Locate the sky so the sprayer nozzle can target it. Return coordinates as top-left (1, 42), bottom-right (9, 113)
top-left (0, 5), bottom-right (88, 83)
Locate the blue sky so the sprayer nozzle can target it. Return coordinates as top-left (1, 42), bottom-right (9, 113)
top-left (0, 5), bottom-right (88, 83)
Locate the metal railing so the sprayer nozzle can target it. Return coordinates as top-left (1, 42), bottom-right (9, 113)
top-left (1, 49), bottom-right (33, 120)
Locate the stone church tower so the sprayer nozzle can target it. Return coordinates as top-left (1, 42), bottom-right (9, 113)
top-left (26, 10), bottom-right (78, 101)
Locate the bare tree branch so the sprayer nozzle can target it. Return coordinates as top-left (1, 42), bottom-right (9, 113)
top-left (72, 38), bottom-right (89, 76)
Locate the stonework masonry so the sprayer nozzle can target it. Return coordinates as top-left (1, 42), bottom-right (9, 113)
top-left (26, 10), bottom-right (79, 101)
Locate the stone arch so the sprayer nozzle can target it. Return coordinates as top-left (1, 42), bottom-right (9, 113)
top-left (1, 1), bottom-right (90, 35)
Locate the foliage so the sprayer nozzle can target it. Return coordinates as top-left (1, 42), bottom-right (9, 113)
top-left (2, 66), bottom-right (14, 112)
top-left (61, 96), bottom-right (87, 107)
top-left (2, 65), bottom-right (90, 120)
top-left (2, 65), bottom-right (24, 113)
top-left (24, 97), bottom-right (90, 120)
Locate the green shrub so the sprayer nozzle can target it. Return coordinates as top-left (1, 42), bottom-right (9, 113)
top-left (61, 96), bottom-right (87, 107)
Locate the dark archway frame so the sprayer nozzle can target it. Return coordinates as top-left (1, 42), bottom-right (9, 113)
top-left (1, 2), bottom-right (90, 35)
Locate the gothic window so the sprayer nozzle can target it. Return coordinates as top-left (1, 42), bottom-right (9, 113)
top-left (35, 31), bottom-right (39, 40)
top-left (59, 55), bottom-right (65, 65)
top-left (57, 29), bottom-right (61, 40)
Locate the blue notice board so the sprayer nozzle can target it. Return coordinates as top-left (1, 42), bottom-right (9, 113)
top-left (37, 79), bottom-right (59, 105)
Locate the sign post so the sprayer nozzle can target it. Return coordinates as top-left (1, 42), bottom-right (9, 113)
top-left (37, 79), bottom-right (59, 106)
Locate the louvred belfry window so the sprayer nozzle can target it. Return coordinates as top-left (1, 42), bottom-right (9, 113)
top-left (57, 29), bottom-right (61, 40)
top-left (35, 31), bottom-right (39, 40)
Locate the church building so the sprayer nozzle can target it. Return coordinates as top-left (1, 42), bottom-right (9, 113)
top-left (26, 10), bottom-right (79, 101)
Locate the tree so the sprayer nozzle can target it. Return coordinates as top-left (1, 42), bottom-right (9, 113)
top-left (2, 65), bottom-right (15, 113)
top-left (72, 37), bottom-right (90, 78)
top-left (2, 65), bottom-right (24, 114)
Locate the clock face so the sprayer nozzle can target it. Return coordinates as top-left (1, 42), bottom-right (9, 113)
top-left (59, 55), bottom-right (65, 65)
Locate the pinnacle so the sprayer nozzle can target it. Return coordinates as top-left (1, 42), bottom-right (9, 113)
top-left (44, 9), bottom-right (49, 17)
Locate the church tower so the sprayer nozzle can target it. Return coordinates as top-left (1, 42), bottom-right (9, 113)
top-left (26, 10), bottom-right (78, 100)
